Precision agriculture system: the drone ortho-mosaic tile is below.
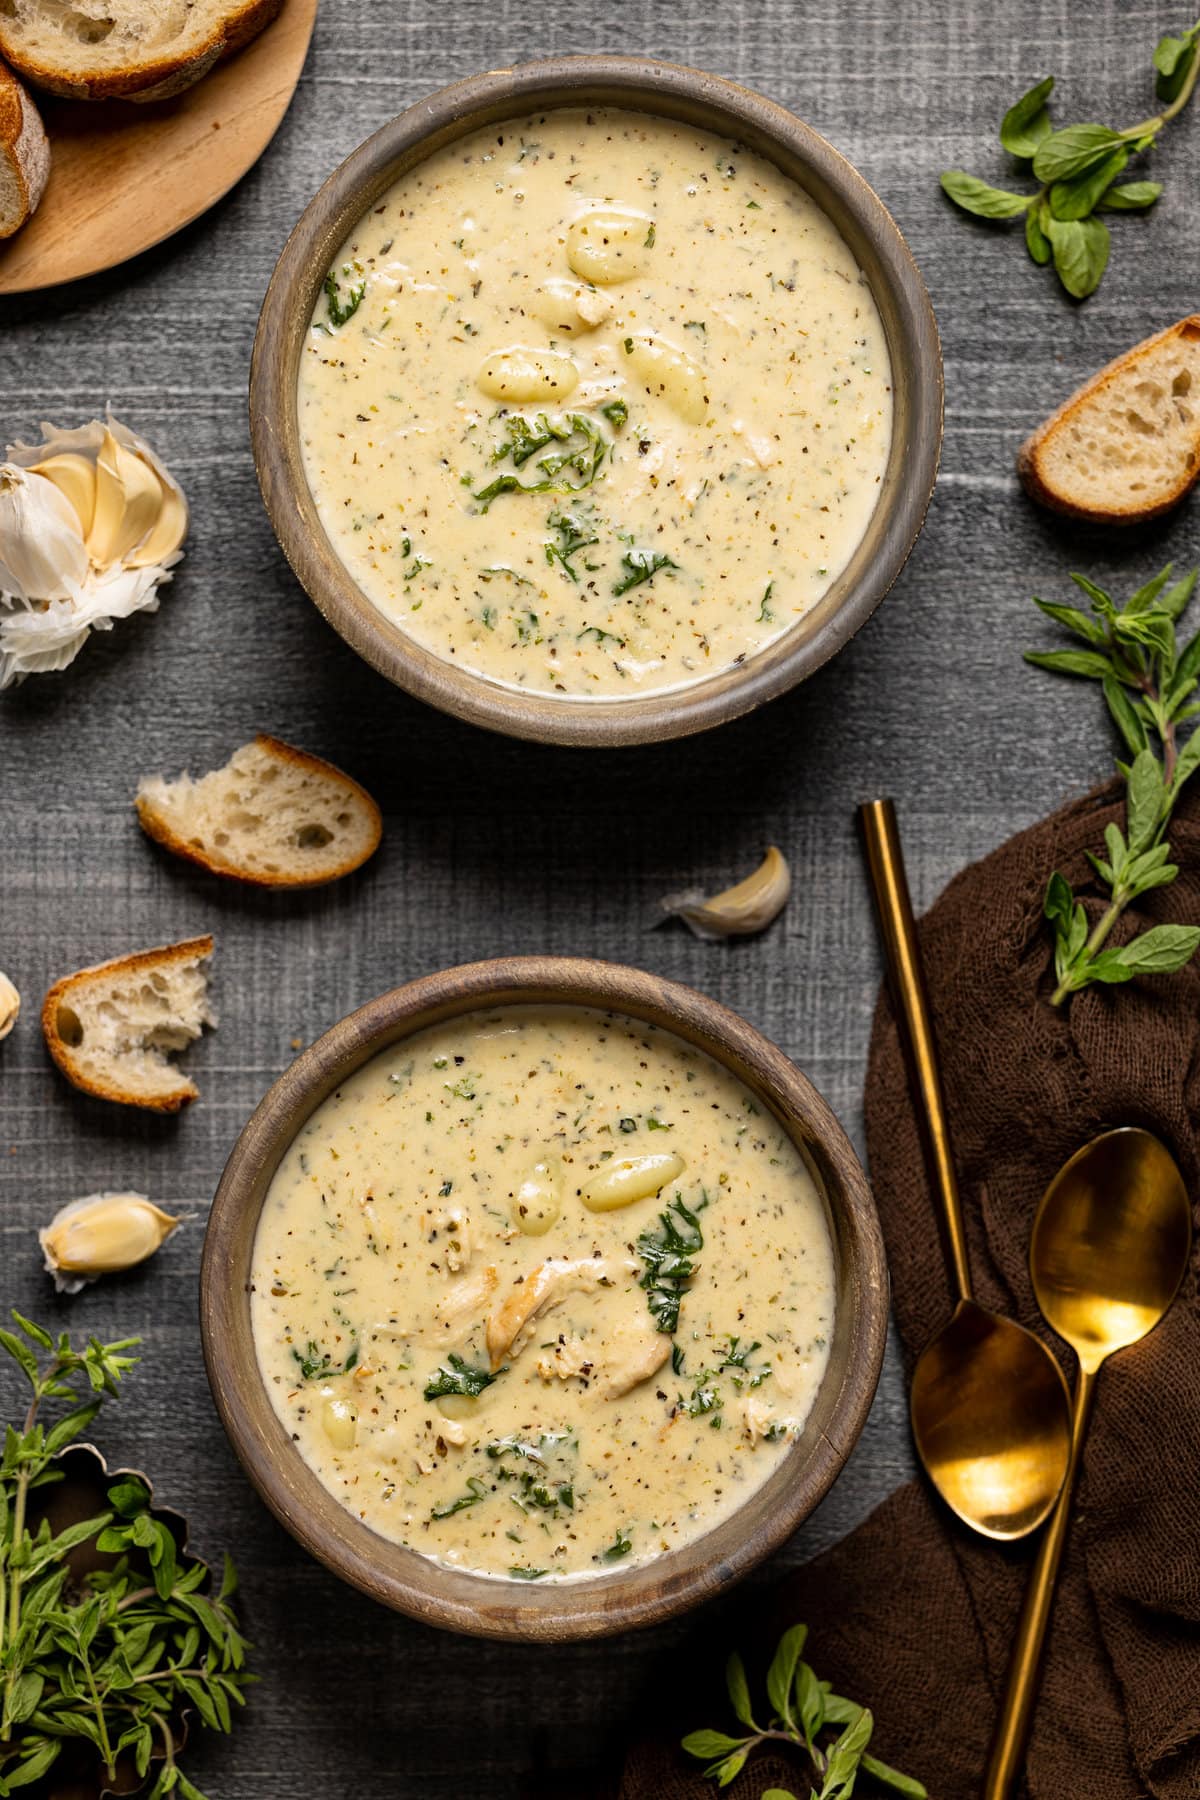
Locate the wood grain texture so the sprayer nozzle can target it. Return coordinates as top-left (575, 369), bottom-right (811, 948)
top-left (1, 0), bottom-right (1197, 1792)
top-left (0, 0), bottom-right (317, 294)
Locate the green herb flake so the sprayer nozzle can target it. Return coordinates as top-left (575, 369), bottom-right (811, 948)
top-left (431, 1477), bottom-right (488, 1520)
top-left (636, 1193), bottom-right (707, 1333)
top-left (613, 547), bottom-right (678, 596)
top-left (423, 1354), bottom-right (501, 1401)
top-left (323, 267), bottom-right (366, 329)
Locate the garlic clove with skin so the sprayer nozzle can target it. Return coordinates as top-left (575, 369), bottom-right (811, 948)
top-left (660, 845), bottom-right (792, 942)
top-left (126, 481), bottom-right (188, 569)
top-left (0, 970), bottom-right (19, 1040)
top-left (1, 418), bottom-right (189, 690)
top-left (0, 465), bottom-right (89, 602)
top-left (39, 1191), bottom-right (182, 1294)
top-left (87, 430), bottom-right (164, 568)
top-left (31, 452), bottom-right (97, 537)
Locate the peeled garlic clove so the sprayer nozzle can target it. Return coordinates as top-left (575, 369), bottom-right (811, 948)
top-left (0, 970), bottom-right (18, 1040)
top-left (39, 1191), bottom-right (181, 1295)
top-left (580, 1151), bottom-right (686, 1212)
top-left (31, 453), bottom-right (97, 537)
top-left (320, 1391), bottom-right (358, 1450)
top-left (0, 464), bottom-right (88, 602)
top-left (87, 430), bottom-right (164, 569)
top-left (512, 1158), bottom-right (562, 1235)
top-left (661, 846), bottom-right (791, 942)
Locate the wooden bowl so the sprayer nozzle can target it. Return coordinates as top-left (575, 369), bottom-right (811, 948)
top-left (249, 56), bottom-right (942, 747)
top-left (200, 956), bottom-right (888, 1641)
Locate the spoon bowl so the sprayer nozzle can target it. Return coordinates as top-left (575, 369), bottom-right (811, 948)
top-left (911, 1299), bottom-right (1072, 1539)
top-left (1032, 1127), bottom-right (1192, 1371)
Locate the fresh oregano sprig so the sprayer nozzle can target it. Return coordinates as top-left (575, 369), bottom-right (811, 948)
top-left (941, 17), bottom-right (1200, 297)
top-left (1025, 563), bottom-right (1200, 1004)
top-left (0, 1314), bottom-right (251, 1800)
top-left (681, 1622), bottom-right (926, 1799)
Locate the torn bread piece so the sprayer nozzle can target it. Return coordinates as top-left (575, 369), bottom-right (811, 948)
top-left (136, 736), bottom-right (382, 889)
top-left (1018, 316), bottom-right (1200, 525)
top-left (0, 60), bottom-right (48, 239)
top-left (42, 935), bottom-right (214, 1111)
top-left (0, 0), bottom-right (283, 103)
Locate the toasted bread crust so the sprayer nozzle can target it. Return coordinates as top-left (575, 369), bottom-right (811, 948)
top-left (136, 735), bottom-right (383, 888)
top-left (0, 0), bottom-right (284, 102)
top-left (1018, 316), bottom-right (1200, 526)
top-left (0, 60), bottom-right (50, 236)
top-left (42, 935), bottom-right (214, 1113)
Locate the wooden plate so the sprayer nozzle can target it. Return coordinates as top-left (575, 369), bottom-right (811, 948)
top-left (0, 0), bottom-right (318, 295)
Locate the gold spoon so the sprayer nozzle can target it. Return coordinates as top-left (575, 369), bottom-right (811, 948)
top-left (859, 798), bottom-right (1072, 1539)
top-left (983, 1126), bottom-right (1192, 1796)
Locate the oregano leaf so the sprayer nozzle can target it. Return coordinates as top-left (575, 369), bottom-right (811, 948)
top-left (1045, 213), bottom-right (1110, 298)
top-left (1000, 76), bottom-right (1056, 156)
top-left (940, 171), bottom-right (1033, 218)
top-left (1032, 123), bottom-right (1127, 182)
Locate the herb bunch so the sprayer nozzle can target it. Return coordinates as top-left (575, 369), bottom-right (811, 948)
top-left (941, 17), bottom-right (1200, 297)
top-left (1026, 563), bottom-right (1200, 1003)
top-left (682, 1622), bottom-right (926, 1798)
top-left (0, 1315), bottom-right (251, 1800)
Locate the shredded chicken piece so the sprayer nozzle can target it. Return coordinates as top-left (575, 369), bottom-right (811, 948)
top-left (535, 1333), bottom-right (595, 1384)
top-left (485, 1255), bottom-right (610, 1369)
top-left (599, 1324), bottom-right (672, 1400)
top-left (430, 1264), bottom-right (497, 1341)
top-left (741, 1395), bottom-right (785, 1442)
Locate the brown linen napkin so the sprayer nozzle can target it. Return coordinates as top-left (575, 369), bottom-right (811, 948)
top-left (618, 781), bottom-right (1200, 1800)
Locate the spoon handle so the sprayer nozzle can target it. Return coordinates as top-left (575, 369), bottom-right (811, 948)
top-left (858, 798), bottom-right (973, 1303)
top-left (983, 1366), bottom-right (1098, 1797)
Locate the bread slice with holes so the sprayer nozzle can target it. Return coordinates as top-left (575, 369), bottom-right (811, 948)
top-left (1018, 316), bottom-right (1200, 526)
top-left (43, 936), bottom-right (214, 1112)
top-left (0, 0), bottom-right (283, 103)
top-left (135, 736), bottom-right (383, 888)
top-left (0, 59), bottom-right (49, 238)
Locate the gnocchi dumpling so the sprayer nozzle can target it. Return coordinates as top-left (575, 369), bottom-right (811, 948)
top-left (620, 334), bottom-right (708, 424)
top-left (566, 209), bottom-right (655, 285)
top-left (579, 1151), bottom-right (686, 1212)
top-left (512, 1157), bottom-right (563, 1235)
top-left (530, 278), bottom-right (612, 334)
top-left (477, 347), bottom-right (580, 403)
top-left (320, 1390), bottom-right (357, 1450)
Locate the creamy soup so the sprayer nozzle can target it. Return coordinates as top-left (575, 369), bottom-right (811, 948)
top-left (251, 1006), bottom-right (835, 1582)
top-left (298, 107), bottom-right (892, 699)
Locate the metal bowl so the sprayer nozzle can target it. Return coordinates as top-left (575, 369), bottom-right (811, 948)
top-left (200, 955), bottom-right (887, 1641)
top-left (250, 56), bottom-right (942, 746)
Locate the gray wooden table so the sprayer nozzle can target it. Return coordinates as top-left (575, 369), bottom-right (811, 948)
top-left (2, 1), bottom-right (1196, 1792)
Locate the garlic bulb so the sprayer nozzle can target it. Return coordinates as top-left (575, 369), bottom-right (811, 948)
top-left (39, 1191), bottom-right (182, 1294)
top-left (0, 418), bottom-right (188, 691)
top-left (660, 846), bottom-right (792, 942)
top-left (0, 970), bottom-right (19, 1040)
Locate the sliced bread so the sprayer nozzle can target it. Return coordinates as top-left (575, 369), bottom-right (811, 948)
top-left (43, 935), bottom-right (214, 1111)
top-left (1018, 316), bottom-right (1200, 525)
top-left (0, 59), bottom-right (48, 238)
top-left (0, 0), bottom-right (283, 103)
top-left (136, 736), bottom-right (383, 888)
